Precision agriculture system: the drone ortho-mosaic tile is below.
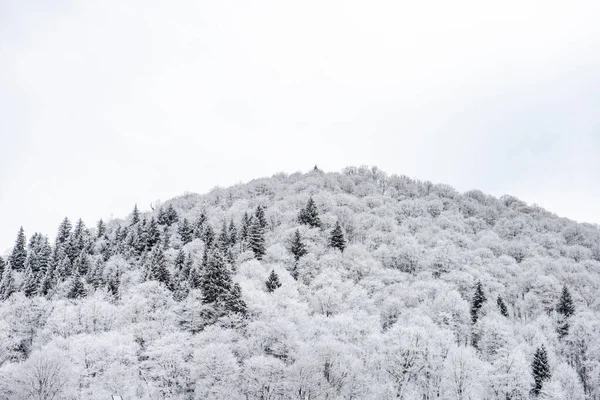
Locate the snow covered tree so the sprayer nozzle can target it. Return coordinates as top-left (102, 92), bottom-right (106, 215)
top-left (240, 212), bottom-right (252, 245)
top-left (557, 285), bottom-right (575, 338)
top-left (67, 272), bottom-right (87, 299)
top-left (130, 204), bottom-right (140, 225)
top-left (0, 266), bottom-right (16, 300)
top-left (146, 217), bottom-right (161, 249)
top-left (532, 345), bottom-right (551, 396)
top-left (289, 229), bottom-right (308, 262)
top-left (470, 281), bottom-right (486, 324)
top-left (255, 205), bottom-right (268, 230)
top-left (96, 219), bottom-right (106, 238)
top-left (201, 249), bottom-right (233, 304)
top-left (223, 283), bottom-right (247, 315)
top-left (146, 246), bottom-right (171, 288)
top-left (328, 221), bottom-right (346, 252)
top-left (0, 257), bottom-right (4, 278)
top-left (248, 218), bottom-right (266, 260)
top-left (178, 218), bottom-right (193, 245)
top-left (55, 217), bottom-right (72, 246)
top-left (9, 227), bottom-right (27, 271)
top-left (497, 295), bottom-right (509, 318)
top-left (22, 267), bottom-right (38, 297)
top-left (298, 197), bottom-right (321, 228)
top-left (228, 219), bottom-right (237, 247)
top-left (265, 270), bottom-right (281, 292)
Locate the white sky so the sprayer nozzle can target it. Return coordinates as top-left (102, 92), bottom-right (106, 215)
top-left (1, 0), bottom-right (599, 249)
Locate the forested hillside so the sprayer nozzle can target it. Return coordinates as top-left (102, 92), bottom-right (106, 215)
top-left (1, 166), bottom-right (600, 399)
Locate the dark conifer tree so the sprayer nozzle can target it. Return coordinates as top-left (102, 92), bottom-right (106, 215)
top-left (107, 272), bottom-right (120, 299)
top-left (557, 285), bottom-right (575, 338)
top-left (73, 251), bottom-right (90, 276)
top-left (255, 205), bottom-right (268, 230)
top-left (147, 246), bottom-right (171, 288)
top-left (38, 264), bottom-right (56, 297)
top-left (228, 219), bottom-right (237, 247)
top-left (157, 207), bottom-right (168, 225)
top-left (56, 217), bottom-right (72, 246)
top-left (223, 283), bottom-right (247, 315)
top-left (193, 211), bottom-right (207, 239)
top-left (67, 272), bottom-right (87, 299)
top-left (470, 281), bottom-right (487, 324)
top-left (96, 219), bottom-right (107, 238)
top-left (200, 249), bottom-right (233, 304)
top-left (178, 218), bottom-right (193, 245)
top-left (240, 212), bottom-right (252, 245)
top-left (289, 229), bottom-right (308, 262)
top-left (26, 233), bottom-right (51, 275)
top-left (146, 217), bottom-right (161, 249)
top-left (497, 295), bottom-right (509, 318)
top-left (0, 257), bottom-right (4, 279)
top-left (188, 264), bottom-right (202, 290)
top-left (9, 227), bottom-right (27, 271)
top-left (22, 267), bottom-right (38, 297)
top-left (531, 345), bottom-right (551, 396)
top-left (298, 197), bottom-right (321, 228)
top-left (0, 267), bottom-right (16, 301)
top-left (70, 218), bottom-right (89, 258)
top-left (166, 204), bottom-right (179, 225)
top-left (174, 249), bottom-right (186, 272)
top-left (329, 222), bottom-right (346, 252)
top-left (248, 218), bottom-right (266, 260)
top-left (89, 259), bottom-right (105, 289)
top-left (131, 204), bottom-right (140, 225)
top-left (202, 224), bottom-right (215, 250)
top-left (265, 270), bottom-right (282, 293)
top-left (218, 220), bottom-right (230, 252)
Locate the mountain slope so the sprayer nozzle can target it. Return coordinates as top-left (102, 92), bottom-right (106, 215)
top-left (0, 166), bottom-right (599, 399)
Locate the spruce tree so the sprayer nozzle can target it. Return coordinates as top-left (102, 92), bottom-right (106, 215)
top-left (557, 285), bottom-right (575, 338)
top-left (228, 219), bottom-right (237, 246)
top-left (96, 219), bottom-right (107, 238)
top-left (298, 197), bottom-right (321, 228)
top-left (107, 272), bottom-right (120, 299)
top-left (470, 281), bottom-right (487, 324)
top-left (166, 204), bottom-right (179, 225)
top-left (22, 267), bottom-right (38, 297)
top-left (329, 221), bottom-right (346, 252)
top-left (203, 224), bottom-right (215, 249)
top-left (178, 218), bottom-right (193, 245)
top-left (9, 227), bottom-right (27, 271)
top-left (193, 211), bottom-right (207, 239)
top-left (0, 257), bottom-right (4, 279)
top-left (240, 212), bottom-right (252, 245)
top-left (255, 205), bottom-right (268, 230)
top-left (531, 345), bottom-right (551, 396)
top-left (131, 204), bottom-right (140, 225)
top-left (56, 217), bottom-right (72, 246)
top-left (223, 283), bottom-right (247, 315)
top-left (248, 218), bottom-right (266, 260)
top-left (200, 249), bottom-right (233, 304)
top-left (73, 251), bottom-right (90, 276)
top-left (497, 295), bottom-right (509, 318)
top-left (265, 270), bottom-right (282, 293)
top-left (218, 220), bottom-right (230, 252)
top-left (289, 229), bottom-right (308, 262)
top-left (89, 259), bottom-right (105, 289)
top-left (157, 207), bottom-right (168, 225)
top-left (174, 249), bottom-right (186, 272)
top-left (0, 267), bottom-right (16, 301)
top-left (67, 272), bottom-right (87, 299)
top-left (147, 246), bottom-right (171, 288)
top-left (146, 217), bottom-right (161, 249)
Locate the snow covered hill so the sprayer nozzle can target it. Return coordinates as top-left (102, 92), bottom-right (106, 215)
top-left (1, 166), bottom-right (599, 399)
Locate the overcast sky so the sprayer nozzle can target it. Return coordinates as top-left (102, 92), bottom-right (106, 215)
top-left (1, 0), bottom-right (599, 250)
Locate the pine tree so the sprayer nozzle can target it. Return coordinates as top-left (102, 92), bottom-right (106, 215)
top-left (9, 227), bottom-right (27, 271)
top-left (56, 217), bottom-right (72, 246)
top-left (96, 219), bottom-right (106, 238)
top-left (147, 246), bottom-right (171, 288)
top-left (265, 270), bottom-right (281, 293)
top-left (193, 211), bottom-right (207, 239)
top-left (0, 257), bottom-right (4, 278)
top-left (178, 218), bottom-right (193, 245)
top-left (131, 204), bottom-right (140, 225)
top-left (228, 219), bottom-right (237, 247)
top-left (174, 249), bottom-right (186, 272)
top-left (22, 266), bottom-right (38, 297)
top-left (166, 204), bottom-right (179, 225)
top-left (531, 345), bottom-right (551, 396)
top-left (203, 224), bottom-right (215, 249)
top-left (557, 285), bottom-right (575, 338)
top-left (248, 218), bottom-right (266, 260)
top-left (255, 205), bottom-right (268, 230)
top-left (298, 197), bottom-right (321, 228)
top-left (38, 264), bottom-right (55, 297)
top-left (107, 272), bottom-right (120, 299)
top-left (67, 272), bottom-right (87, 299)
top-left (26, 233), bottom-right (51, 275)
top-left (200, 249), bottom-right (233, 304)
top-left (240, 212), bottom-right (252, 245)
top-left (218, 220), bottom-right (230, 252)
top-left (222, 283), bottom-right (247, 315)
top-left (289, 229), bottom-right (308, 262)
top-left (73, 251), bottom-right (90, 276)
top-left (470, 281), bottom-right (487, 324)
top-left (89, 259), bottom-right (105, 289)
top-left (329, 221), bottom-right (346, 252)
top-left (0, 267), bottom-right (16, 301)
top-left (146, 217), bottom-right (161, 249)
top-left (497, 295), bottom-right (509, 317)
top-left (157, 207), bottom-right (168, 225)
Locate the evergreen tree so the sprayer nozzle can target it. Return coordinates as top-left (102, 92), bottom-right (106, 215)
top-left (202, 224), bottom-right (215, 250)
top-left (70, 218), bottom-right (89, 258)
top-left (222, 283), bottom-right (247, 315)
top-left (248, 218), bottom-right (266, 260)
top-left (240, 212), bottom-right (252, 245)
top-left (25, 233), bottom-right (51, 275)
top-left (328, 221), bottom-right (346, 252)
top-left (178, 218), bottom-right (193, 245)
top-left (9, 227), bottom-right (27, 271)
top-left (96, 219), bottom-right (107, 238)
top-left (107, 272), bottom-right (120, 299)
top-left (531, 345), bottom-right (551, 396)
top-left (298, 197), bottom-right (321, 228)
top-left (89, 258), bottom-right (105, 289)
top-left (497, 295), bottom-right (509, 317)
top-left (289, 229), bottom-right (308, 262)
top-left (22, 266), bottom-right (38, 297)
top-left (56, 217), bottom-right (72, 246)
top-left (0, 257), bottom-right (4, 278)
top-left (147, 246), bottom-right (171, 288)
top-left (146, 217), bottom-right (161, 249)
top-left (265, 270), bottom-right (282, 293)
top-left (188, 264), bottom-right (202, 290)
top-left (73, 251), bottom-right (90, 276)
top-left (218, 220), bottom-right (230, 252)
top-left (131, 204), bottom-right (140, 225)
top-left (166, 204), bottom-right (179, 225)
top-left (228, 219), bottom-right (237, 246)
top-left (67, 272), bottom-right (87, 299)
top-left (193, 211), bottom-right (207, 239)
top-left (557, 285), bottom-right (575, 338)
top-left (200, 249), bottom-right (233, 304)
top-left (174, 249), bottom-right (186, 272)
top-left (470, 281), bottom-right (487, 324)
top-left (0, 267), bottom-right (16, 301)
top-left (255, 205), bottom-right (268, 230)
top-left (157, 207), bottom-right (168, 225)
top-left (38, 264), bottom-right (55, 297)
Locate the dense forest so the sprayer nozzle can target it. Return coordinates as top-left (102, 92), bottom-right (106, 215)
top-left (1, 166), bottom-right (599, 399)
